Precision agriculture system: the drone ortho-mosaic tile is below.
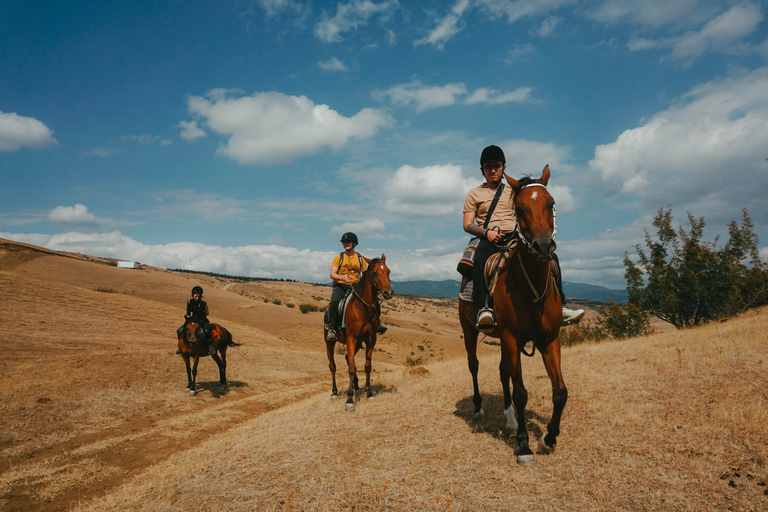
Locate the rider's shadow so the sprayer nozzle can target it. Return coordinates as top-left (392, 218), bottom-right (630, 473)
top-left (454, 395), bottom-right (547, 447)
top-left (195, 380), bottom-right (248, 398)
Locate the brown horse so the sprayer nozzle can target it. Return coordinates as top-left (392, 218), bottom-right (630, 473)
top-left (325, 255), bottom-right (394, 411)
top-left (178, 322), bottom-right (239, 395)
top-left (459, 165), bottom-right (567, 466)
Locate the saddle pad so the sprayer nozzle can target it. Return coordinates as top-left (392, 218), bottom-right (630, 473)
top-left (485, 252), bottom-right (507, 297)
top-left (459, 278), bottom-right (473, 302)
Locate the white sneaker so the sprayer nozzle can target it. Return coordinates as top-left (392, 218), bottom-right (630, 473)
top-left (476, 308), bottom-right (496, 331)
top-left (562, 306), bottom-right (585, 325)
top-left (326, 327), bottom-right (337, 341)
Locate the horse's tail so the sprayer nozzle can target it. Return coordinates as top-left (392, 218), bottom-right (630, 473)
top-left (222, 327), bottom-right (240, 347)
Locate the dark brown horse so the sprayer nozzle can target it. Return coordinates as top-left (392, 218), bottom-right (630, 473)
top-left (459, 165), bottom-right (567, 466)
top-left (178, 322), bottom-right (239, 395)
top-left (325, 255), bottom-right (394, 411)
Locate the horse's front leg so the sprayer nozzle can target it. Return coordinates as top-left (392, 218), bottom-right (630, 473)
top-left (189, 356), bottom-right (200, 395)
top-left (325, 334), bottom-right (339, 399)
top-left (499, 344), bottom-right (518, 434)
top-left (345, 336), bottom-right (358, 411)
top-left (538, 336), bottom-right (568, 455)
top-left (501, 333), bottom-right (532, 465)
top-left (459, 302), bottom-right (483, 420)
top-left (183, 355), bottom-right (193, 391)
top-left (364, 335), bottom-right (376, 400)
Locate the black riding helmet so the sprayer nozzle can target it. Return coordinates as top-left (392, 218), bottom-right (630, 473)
top-left (480, 145), bottom-right (506, 166)
top-left (191, 286), bottom-right (203, 296)
top-left (340, 232), bottom-right (358, 245)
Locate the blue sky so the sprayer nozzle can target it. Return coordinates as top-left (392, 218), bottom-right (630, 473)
top-left (2, 0), bottom-right (767, 289)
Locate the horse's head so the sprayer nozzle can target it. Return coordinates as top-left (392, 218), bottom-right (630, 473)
top-left (366, 254), bottom-right (394, 300)
top-left (184, 321), bottom-right (205, 346)
top-left (505, 165), bottom-right (557, 261)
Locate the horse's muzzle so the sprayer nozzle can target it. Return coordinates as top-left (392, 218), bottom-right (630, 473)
top-left (381, 288), bottom-right (394, 300)
top-left (530, 238), bottom-right (557, 261)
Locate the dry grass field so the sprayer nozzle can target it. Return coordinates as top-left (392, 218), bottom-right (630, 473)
top-left (1, 237), bottom-right (766, 511)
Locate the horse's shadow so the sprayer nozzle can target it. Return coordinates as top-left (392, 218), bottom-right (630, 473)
top-left (193, 380), bottom-right (248, 398)
top-left (348, 383), bottom-right (397, 403)
top-left (454, 394), bottom-right (548, 448)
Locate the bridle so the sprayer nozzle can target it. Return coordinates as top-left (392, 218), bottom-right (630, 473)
top-left (514, 182), bottom-right (557, 249)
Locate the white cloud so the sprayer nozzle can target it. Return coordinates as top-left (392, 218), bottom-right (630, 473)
top-left (375, 80), bottom-right (535, 111)
top-left (384, 164), bottom-right (479, 217)
top-left (602, 2), bottom-right (764, 63)
top-left (140, 191), bottom-right (252, 221)
top-left (48, 204), bottom-right (99, 226)
top-left (668, 2), bottom-right (763, 62)
top-left (590, 66), bottom-right (768, 211)
top-left (505, 43), bottom-right (536, 62)
top-left (414, 0), bottom-right (470, 49)
top-left (586, 0), bottom-right (715, 29)
top-left (537, 15), bottom-right (561, 37)
top-left (500, 139), bottom-right (575, 176)
top-left (257, 0), bottom-right (304, 16)
top-left (331, 219), bottom-right (387, 239)
top-left (0, 111), bottom-right (57, 152)
top-left (375, 80), bottom-right (467, 112)
top-left (81, 148), bottom-right (121, 157)
top-left (121, 134), bottom-right (172, 146)
top-left (315, 0), bottom-right (397, 43)
top-left (318, 57), bottom-right (349, 71)
top-left (477, 0), bottom-right (576, 23)
top-left (465, 86), bottom-right (534, 105)
top-left (179, 120), bottom-right (207, 141)
top-left (185, 90), bottom-right (390, 165)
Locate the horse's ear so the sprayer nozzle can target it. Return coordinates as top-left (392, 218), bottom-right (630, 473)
top-left (540, 165), bottom-right (550, 186)
top-left (380, 254), bottom-right (386, 262)
top-left (504, 174), bottom-right (519, 189)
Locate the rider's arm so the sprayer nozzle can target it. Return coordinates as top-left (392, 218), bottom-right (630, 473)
top-left (463, 211), bottom-right (486, 238)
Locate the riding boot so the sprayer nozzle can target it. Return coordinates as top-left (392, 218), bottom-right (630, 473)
top-left (176, 348), bottom-right (182, 355)
top-left (553, 253), bottom-right (585, 325)
top-left (377, 325), bottom-right (387, 335)
top-left (326, 326), bottom-right (337, 341)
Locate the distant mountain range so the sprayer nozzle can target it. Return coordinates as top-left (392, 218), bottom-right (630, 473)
top-left (391, 279), bottom-right (628, 303)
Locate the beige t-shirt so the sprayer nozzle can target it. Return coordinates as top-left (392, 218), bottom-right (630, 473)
top-left (463, 183), bottom-right (517, 233)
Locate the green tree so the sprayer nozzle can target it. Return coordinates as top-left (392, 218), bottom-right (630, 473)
top-left (595, 299), bottom-right (652, 339)
top-left (624, 207), bottom-right (765, 328)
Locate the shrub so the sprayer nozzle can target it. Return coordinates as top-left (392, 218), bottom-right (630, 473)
top-left (299, 303), bottom-right (320, 314)
top-left (286, 303), bottom-right (295, 308)
top-left (405, 355), bottom-right (424, 367)
top-left (272, 299), bottom-right (282, 305)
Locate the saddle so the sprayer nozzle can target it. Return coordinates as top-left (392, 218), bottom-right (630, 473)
top-left (324, 289), bottom-right (355, 330)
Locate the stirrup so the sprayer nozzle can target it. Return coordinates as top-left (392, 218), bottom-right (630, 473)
top-left (476, 308), bottom-right (496, 332)
top-left (326, 327), bottom-right (337, 341)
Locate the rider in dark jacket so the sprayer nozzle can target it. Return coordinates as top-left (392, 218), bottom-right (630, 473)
top-left (176, 286), bottom-right (215, 355)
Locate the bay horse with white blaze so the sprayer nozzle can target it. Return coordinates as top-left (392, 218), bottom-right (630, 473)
top-left (459, 165), bottom-right (567, 466)
top-left (325, 255), bottom-right (394, 411)
top-left (178, 321), bottom-right (239, 395)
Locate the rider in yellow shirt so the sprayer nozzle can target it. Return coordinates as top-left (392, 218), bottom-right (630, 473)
top-left (326, 232), bottom-right (367, 341)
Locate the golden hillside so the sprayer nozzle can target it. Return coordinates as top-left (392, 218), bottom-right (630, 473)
top-left (1, 237), bottom-right (766, 511)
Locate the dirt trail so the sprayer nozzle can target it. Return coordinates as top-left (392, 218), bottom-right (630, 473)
top-left (2, 381), bottom-right (327, 512)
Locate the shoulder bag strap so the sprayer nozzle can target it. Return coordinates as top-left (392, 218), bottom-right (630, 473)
top-left (482, 183), bottom-right (505, 230)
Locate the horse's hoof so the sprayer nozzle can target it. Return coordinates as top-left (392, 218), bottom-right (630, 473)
top-left (345, 402), bottom-right (355, 412)
top-left (189, 389), bottom-right (197, 396)
top-left (473, 409), bottom-right (485, 422)
top-left (538, 433), bottom-right (556, 454)
top-left (367, 395), bottom-right (375, 401)
top-left (331, 393), bottom-right (339, 400)
top-left (516, 454), bottom-right (535, 466)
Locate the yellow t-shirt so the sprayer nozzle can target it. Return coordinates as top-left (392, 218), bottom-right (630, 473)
top-left (332, 252), bottom-right (368, 284)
